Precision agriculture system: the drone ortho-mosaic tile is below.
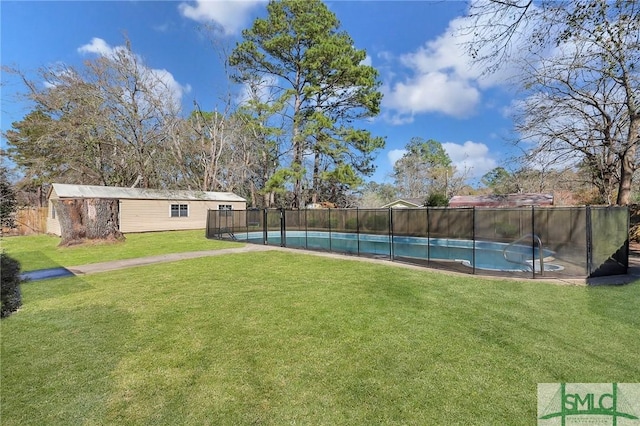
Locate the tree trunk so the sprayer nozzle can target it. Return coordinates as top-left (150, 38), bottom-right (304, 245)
top-left (292, 76), bottom-right (303, 209)
top-left (55, 198), bottom-right (124, 246)
top-left (617, 149), bottom-right (636, 205)
top-left (617, 119), bottom-right (639, 205)
top-left (312, 150), bottom-right (320, 205)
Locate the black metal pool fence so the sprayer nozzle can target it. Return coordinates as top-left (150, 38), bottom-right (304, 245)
top-left (206, 206), bottom-right (629, 279)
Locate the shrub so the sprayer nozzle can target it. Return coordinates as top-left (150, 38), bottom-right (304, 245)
top-left (1, 252), bottom-right (24, 318)
top-left (363, 213), bottom-right (388, 231)
top-left (426, 193), bottom-right (449, 207)
top-left (0, 168), bottom-right (17, 231)
top-left (495, 222), bottom-right (519, 238)
top-left (345, 217), bottom-right (358, 230)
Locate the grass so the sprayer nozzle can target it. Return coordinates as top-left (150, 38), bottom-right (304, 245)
top-left (0, 230), bottom-right (239, 271)
top-left (1, 249), bottom-right (639, 425)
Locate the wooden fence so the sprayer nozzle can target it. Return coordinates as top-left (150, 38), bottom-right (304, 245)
top-left (3, 207), bottom-right (48, 236)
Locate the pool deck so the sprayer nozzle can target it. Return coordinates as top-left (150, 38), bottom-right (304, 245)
top-left (22, 243), bottom-right (640, 286)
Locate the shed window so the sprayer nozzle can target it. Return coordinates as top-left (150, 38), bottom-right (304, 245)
top-left (170, 204), bottom-right (188, 217)
top-left (219, 205), bottom-right (232, 216)
top-left (51, 204), bottom-right (56, 219)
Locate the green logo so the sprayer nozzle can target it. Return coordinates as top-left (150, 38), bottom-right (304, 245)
top-left (538, 383), bottom-right (640, 425)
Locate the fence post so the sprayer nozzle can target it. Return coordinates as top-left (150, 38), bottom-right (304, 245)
top-left (356, 208), bottom-right (360, 256)
top-left (586, 206), bottom-right (592, 276)
top-left (531, 206), bottom-right (536, 279)
top-left (472, 207), bottom-right (476, 275)
top-left (205, 210), bottom-right (211, 239)
top-left (426, 207), bottom-right (430, 263)
top-left (304, 208), bottom-right (308, 249)
top-left (389, 208), bottom-right (394, 260)
top-left (217, 209), bottom-right (221, 240)
top-left (280, 208), bottom-right (286, 247)
top-left (328, 208), bottom-right (332, 252)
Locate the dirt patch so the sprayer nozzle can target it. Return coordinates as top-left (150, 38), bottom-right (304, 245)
top-left (58, 235), bottom-right (126, 248)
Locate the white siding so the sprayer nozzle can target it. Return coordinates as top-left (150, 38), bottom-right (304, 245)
top-left (119, 199), bottom-right (246, 233)
top-left (46, 190), bottom-right (62, 236)
top-left (46, 184), bottom-right (247, 234)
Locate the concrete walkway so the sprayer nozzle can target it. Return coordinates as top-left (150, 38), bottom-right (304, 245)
top-left (22, 245), bottom-right (273, 281)
top-left (21, 243), bottom-right (640, 286)
top-left (68, 245), bottom-right (274, 275)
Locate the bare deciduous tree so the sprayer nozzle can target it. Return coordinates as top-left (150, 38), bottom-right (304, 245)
top-left (5, 37), bottom-right (183, 189)
top-left (4, 37), bottom-right (185, 242)
top-left (86, 38), bottom-right (182, 188)
top-left (463, 0), bottom-right (639, 204)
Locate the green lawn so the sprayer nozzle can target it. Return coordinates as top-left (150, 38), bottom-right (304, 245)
top-left (0, 230), bottom-right (239, 271)
top-left (1, 249), bottom-right (639, 425)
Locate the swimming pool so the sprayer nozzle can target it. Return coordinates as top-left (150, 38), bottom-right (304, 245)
top-left (236, 231), bottom-right (563, 273)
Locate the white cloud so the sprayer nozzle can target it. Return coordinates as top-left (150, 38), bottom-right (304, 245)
top-left (78, 37), bottom-right (115, 56)
top-left (178, 0), bottom-right (265, 36)
top-left (399, 16), bottom-right (517, 89)
top-left (77, 38), bottom-right (191, 109)
top-left (381, 26), bottom-right (484, 119)
top-left (387, 149), bottom-right (406, 166)
top-left (442, 140), bottom-right (497, 179)
top-left (235, 75), bottom-right (280, 106)
top-left (381, 2), bottom-right (533, 122)
top-left (149, 68), bottom-right (192, 104)
top-left (42, 64), bottom-right (77, 89)
top-left (383, 71), bottom-right (480, 120)
top-left (399, 26), bottom-right (473, 79)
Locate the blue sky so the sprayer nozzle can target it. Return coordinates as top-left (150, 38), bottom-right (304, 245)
top-left (1, 0), bottom-right (519, 185)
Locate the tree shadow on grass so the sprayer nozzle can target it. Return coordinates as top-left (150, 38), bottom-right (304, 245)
top-left (18, 252), bottom-right (87, 298)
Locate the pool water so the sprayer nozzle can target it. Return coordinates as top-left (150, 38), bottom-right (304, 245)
top-left (237, 231), bottom-right (563, 273)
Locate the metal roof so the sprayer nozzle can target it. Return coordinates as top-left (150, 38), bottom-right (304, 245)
top-left (448, 193), bottom-right (554, 208)
top-left (50, 183), bottom-right (246, 202)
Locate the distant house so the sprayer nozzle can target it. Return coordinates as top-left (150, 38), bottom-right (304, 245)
top-left (47, 183), bottom-right (246, 235)
top-left (381, 198), bottom-right (425, 209)
top-left (448, 193), bottom-right (554, 208)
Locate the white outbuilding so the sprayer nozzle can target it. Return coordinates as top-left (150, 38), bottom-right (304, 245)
top-left (47, 183), bottom-right (246, 235)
